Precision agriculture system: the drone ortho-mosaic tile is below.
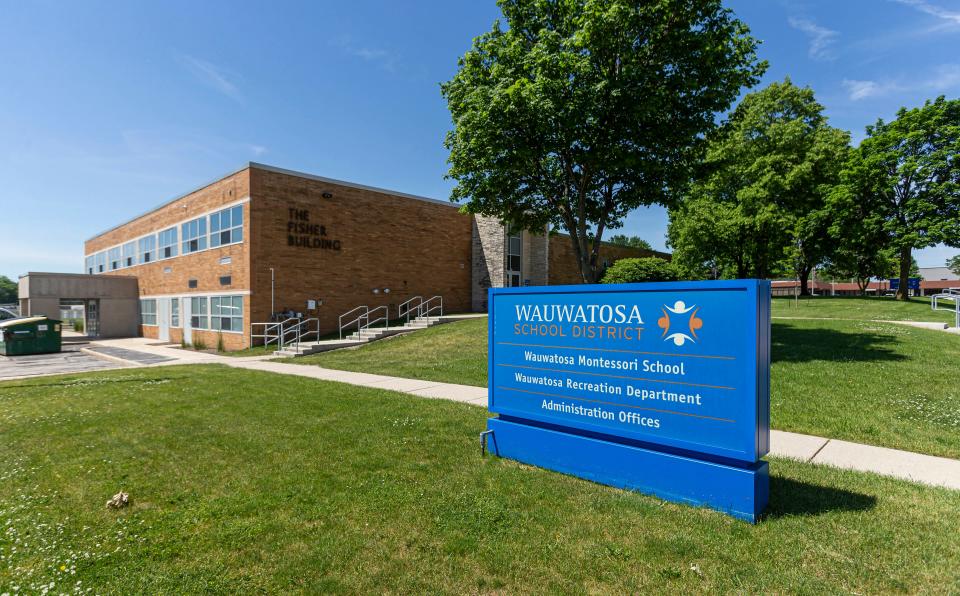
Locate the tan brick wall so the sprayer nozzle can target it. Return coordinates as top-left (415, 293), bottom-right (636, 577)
top-left (248, 168), bottom-right (473, 339)
top-left (84, 169), bottom-right (252, 350)
top-left (548, 234), bottom-right (671, 285)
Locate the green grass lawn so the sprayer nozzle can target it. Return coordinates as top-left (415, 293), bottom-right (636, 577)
top-left (773, 295), bottom-right (958, 324)
top-left (1, 365), bottom-right (958, 593)
top-left (292, 308), bottom-right (960, 458)
top-left (286, 317), bottom-right (490, 386)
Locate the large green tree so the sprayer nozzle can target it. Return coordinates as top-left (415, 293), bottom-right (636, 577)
top-left (606, 234), bottom-right (652, 251)
top-left (442, 0), bottom-right (764, 282)
top-left (841, 96), bottom-right (960, 300)
top-left (668, 79), bottom-right (849, 292)
top-left (823, 182), bottom-right (896, 294)
top-left (0, 275), bottom-right (17, 303)
top-left (948, 255), bottom-right (960, 276)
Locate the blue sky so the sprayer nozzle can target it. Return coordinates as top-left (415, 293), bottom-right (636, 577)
top-left (1, 0), bottom-right (958, 279)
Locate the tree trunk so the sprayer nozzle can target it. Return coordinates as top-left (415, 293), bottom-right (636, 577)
top-left (798, 265), bottom-right (811, 297)
top-left (567, 231), bottom-right (597, 284)
top-left (897, 245), bottom-right (912, 301)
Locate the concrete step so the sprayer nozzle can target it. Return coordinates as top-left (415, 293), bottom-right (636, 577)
top-left (274, 339), bottom-right (365, 356)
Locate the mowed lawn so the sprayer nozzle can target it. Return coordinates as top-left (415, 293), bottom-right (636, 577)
top-left (1, 365), bottom-right (959, 593)
top-left (772, 295), bottom-right (958, 323)
top-left (294, 303), bottom-right (960, 458)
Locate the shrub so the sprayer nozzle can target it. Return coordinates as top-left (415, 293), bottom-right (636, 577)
top-left (217, 333), bottom-right (225, 353)
top-left (192, 337), bottom-right (207, 351)
top-left (72, 318), bottom-right (84, 333)
top-left (601, 257), bottom-right (678, 284)
top-left (181, 338), bottom-right (189, 350)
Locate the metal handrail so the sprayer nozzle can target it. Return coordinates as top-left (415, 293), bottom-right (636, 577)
top-left (339, 306), bottom-right (369, 340)
top-left (251, 318), bottom-right (300, 348)
top-left (420, 295), bottom-right (443, 319)
top-left (398, 296), bottom-right (423, 323)
top-left (361, 305), bottom-right (390, 332)
top-left (287, 318), bottom-right (320, 352)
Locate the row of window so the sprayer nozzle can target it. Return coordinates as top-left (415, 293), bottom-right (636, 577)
top-left (86, 205), bottom-right (244, 274)
top-left (140, 295), bottom-right (244, 333)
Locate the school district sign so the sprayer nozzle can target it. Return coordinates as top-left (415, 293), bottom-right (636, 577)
top-left (485, 279), bottom-right (771, 522)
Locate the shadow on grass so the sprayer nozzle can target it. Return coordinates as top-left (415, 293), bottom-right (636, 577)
top-left (763, 476), bottom-right (877, 520)
top-left (771, 322), bottom-right (906, 364)
top-left (0, 375), bottom-right (185, 391)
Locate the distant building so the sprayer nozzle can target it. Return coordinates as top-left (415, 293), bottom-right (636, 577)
top-left (919, 266), bottom-right (959, 282)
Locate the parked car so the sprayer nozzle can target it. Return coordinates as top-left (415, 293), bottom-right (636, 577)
top-left (0, 307), bottom-right (18, 321)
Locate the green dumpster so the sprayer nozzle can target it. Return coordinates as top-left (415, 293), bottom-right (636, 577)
top-left (0, 317), bottom-right (62, 356)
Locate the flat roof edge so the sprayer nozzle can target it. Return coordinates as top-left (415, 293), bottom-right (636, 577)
top-left (248, 162), bottom-right (458, 209)
top-left (85, 162), bottom-right (461, 245)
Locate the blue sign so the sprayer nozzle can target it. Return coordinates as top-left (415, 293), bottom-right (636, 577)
top-left (889, 278), bottom-right (921, 291)
top-left (485, 280), bottom-right (771, 522)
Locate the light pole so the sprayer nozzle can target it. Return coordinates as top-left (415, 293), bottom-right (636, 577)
top-left (270, 268), bottom-right (275, 319)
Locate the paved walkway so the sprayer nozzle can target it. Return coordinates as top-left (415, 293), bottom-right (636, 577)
top-left (773, 316), bottom-right (956, 332)
top-left (11, 336), bottom-right (960, 491)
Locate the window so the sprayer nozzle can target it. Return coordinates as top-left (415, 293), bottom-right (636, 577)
top-left (171, 298), bottom-right (180, 327)
top-left (85, 256), bottom-right (94, 275)
top-left (211, 296), bottom-right (243, 332)
top-left (138, 235), bottom-right (156, 264)
top-left (140, 299), bottom-right (157, 326)
top-left (181, 217), bottom-right (207, 254)
top-left (94, 252), bottom-right (107, 274)
top-left (188, 279), bottom-right (198, 289)
top-left (190, 296), bottom-right (208, 330)
top-left (210, 205), bottom-right (243, 247)
top-left (108, 247), bottom-right (122, 271)
top-left (219, 276), bottom-right (232, 286)
top-left (122, 242), bottom-right (136, 267)
top-left (158, 227), bottom-right (178, 259)
top-left (506, 225), bottom-right (522, 287)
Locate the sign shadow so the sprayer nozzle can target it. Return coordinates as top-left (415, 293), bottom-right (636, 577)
top-left (761, 475), bottom-right (877, 520)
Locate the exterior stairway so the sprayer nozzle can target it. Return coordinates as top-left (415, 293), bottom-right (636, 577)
top-left (273, 315), bottom-right (449, 357)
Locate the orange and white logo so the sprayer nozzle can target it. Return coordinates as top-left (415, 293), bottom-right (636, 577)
top-left (657, 300), bottom-right (703, 346)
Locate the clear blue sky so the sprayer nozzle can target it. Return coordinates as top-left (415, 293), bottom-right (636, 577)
top-left (1, 0), bottom-right (958, 279)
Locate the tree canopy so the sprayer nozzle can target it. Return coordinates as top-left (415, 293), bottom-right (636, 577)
top-left (837, 96), bottom-right (960, 299)
top-left (948, 255), bottom-right (960, 276)
top-left (600, 257), bottom-right (677, 284)
top-left (668, 79), bottom-right (848, 292)
top-left (442, 0), bottom-right (765, 282)
top-left (0, 275), bottom-right (17, 304)
top-left (606, 234), bottom-right (652, 251)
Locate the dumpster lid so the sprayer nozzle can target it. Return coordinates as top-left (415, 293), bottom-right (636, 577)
top-left (0, 316), bottom-right (53, 328)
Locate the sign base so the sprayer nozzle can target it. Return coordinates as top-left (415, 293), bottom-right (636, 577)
top-left (487, 417), bottom-right (768, 523)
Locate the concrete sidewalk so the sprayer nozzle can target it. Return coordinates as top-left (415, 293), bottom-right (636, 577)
top-left (222, 359), bottom-right (960, 491)
top-left (61, 337), bottom-right (960, 491)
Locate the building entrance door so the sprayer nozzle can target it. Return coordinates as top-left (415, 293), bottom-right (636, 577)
top-left (157, 298), bottom-right (170, 342)
top-left (85, 299), bottom-right (100, 337)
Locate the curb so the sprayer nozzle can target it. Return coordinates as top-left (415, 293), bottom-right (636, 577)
top-left (79, 347), bottom-right (140, 367)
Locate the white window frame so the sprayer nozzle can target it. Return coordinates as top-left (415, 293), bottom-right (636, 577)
top-left (85, 256), bottom-right (95, 275)
top-left (108, 247), bottom-right (122, 271)
top-left (122, 242), bottom-right (136, 267)
top-left (138, 235), bottom-right (156, 264)
top-left (210, 205), bottom-right (243, 248)
top-left (181, 217), bottom-right (207, 254)
top-left (94, 252), bottom-right (107, 274)
top-left (83, 197), bottom-right (248, 268)
top-left (158, 227), bottom-right (178, 260)
top-left (171, 298), bottom-right (180, 328)
top-left (190, 296), bottom-right (209, 330)
top-left (210, 295), bottom-right (243, 333)
top-left (140, 299), bottom-right (158, 326)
